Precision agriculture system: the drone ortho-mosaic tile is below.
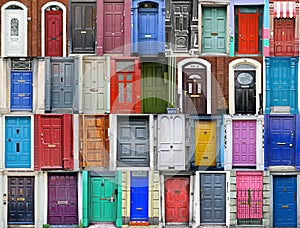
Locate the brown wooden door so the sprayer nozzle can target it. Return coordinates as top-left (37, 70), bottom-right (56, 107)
top-left (80, 115), bottom-right (109, 167)
top-left (274, 19), bottom-right (295, 56)
top-left (183, 64), bottom-right (207, 114)
top-left (104, 1), bottom-right (124, 54)
top-left (45, 9), bottom-right (63, 56)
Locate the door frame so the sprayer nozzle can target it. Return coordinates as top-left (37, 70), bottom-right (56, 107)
top-left (195, 171), bottom-right (230, 227)
top-left (270, 173), bottom-right (300, 228)
top-left (223, 115), bottom-right (264, 170)
top-left (1, 1), bottom-right (28, 57)
top-left (160, 174), bottom-right (193, 227)
top-left (41, 2), bottom-right (67, 57)
top-left (229, 58), bottom-right (262, 115)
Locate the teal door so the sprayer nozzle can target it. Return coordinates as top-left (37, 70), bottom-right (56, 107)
top-left (90, 177), bottom-right (117, 222)
top-left (202, 7), bottom-right (226, 53)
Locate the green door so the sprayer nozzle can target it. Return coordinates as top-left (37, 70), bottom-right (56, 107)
top-left (202, 7), bottom-right (226, 53)
top-left (90, 177), bottom-right (117, 222)
top-left (142, 62), bottom-right (169, 113)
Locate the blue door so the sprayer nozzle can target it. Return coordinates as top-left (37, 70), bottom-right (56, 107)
top-left (274, 176), bottom-right (297, 227)
top-left (269, 116), bottom-right (295, 166)
top-left (5, 116), bottom-right (31, 168)
top-left (10, 71), bottom-right (32, 111)
top-left (138, 4), bottom-right (158, 55)
top-left (130, 172), bottom-right (148, 221)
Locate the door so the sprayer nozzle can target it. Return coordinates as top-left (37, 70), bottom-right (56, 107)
top-left (39, 115), bottom-right (63, 168)
top-left (71, 2), bottom-right (96, 53)
top-left (83, 58), bottom-right (106, 113)
top-left (195, 121), bottom-right (216, 167)
top-left (117, 117), bottom-right (149, 167)
top-left (45, 9), bottom-right (63, 57)
top-left (4, 6), bottom-right (26, 56)
top-left (236, 7), bottom-right (259, 54)
top-left (158, 115), bottom-right (185, 170)
top-left (200, 173), bottom-right (226, 224)
top-left (10, 71), bottom-right (32, 111)
top-left (81, 115), bottom-right (109, 167)
top-left (183, 63), bottom-right (207, 114)
top-left (274, 176), bottom-right (297, 227)
top-left (165, 177), bottom-right (189, 223)
top-left (235, 70), bottom-right (256, 114)
top-left (130, 172), bottom-right (148, 221)
top-left (142, 63), bottom-right (168, 113)
top-left (5, 116), bottom-right (31, 168)
top-left (90, 176), bottom-right (117, 222)
top-left (269, 116), bottom-right (295, 166)
top-left (48, 174), bottom-right (78, 225)
top-left (202, 7), bottom-right (226, 53)
top-left (104, 1), bottom-right (124, 54)
top-left (233, 120), bottom-right (256, 166)
top-left (8, 177), bottom-right (34, 225)
top-left (274, 19), bottom-right (295, 56)
top-left (138, 3), bottom-right (158, 55)
top-left (171, 2), bottom-right (191, 52)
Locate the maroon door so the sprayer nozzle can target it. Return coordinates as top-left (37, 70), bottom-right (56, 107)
top-left (104, 1), bottom-right (124, 54)
top-left (45, 10), bottom-right (63, 56)
top-left (274, 19), bottom-right (295, 56)
top-left (238, 13), bottom-right (258, 54)
top-left (48, 173), bottom-right (78, 225)
top-left (233, 120), bottom-right (256, 166)
top-left (8, 177), bottom-right (34, 225)
top-left (165, 177), bottom-right (189, 223)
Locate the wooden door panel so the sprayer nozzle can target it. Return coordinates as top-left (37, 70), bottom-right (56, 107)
top-left (238, 14), bottom-right (258, 54)
top-left (274, 19), bottom-right (295, 56)
top-left (45, 10), bottom-right (63, 56)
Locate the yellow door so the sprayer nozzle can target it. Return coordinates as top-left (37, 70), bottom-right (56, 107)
top-left (195, 121), bottom-right (216, 166)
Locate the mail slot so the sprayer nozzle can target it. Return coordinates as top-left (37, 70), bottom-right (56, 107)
top-left (81, 31), bottom-right (87, 34)
top-left (281, 205), bottom-right (289, 208)
top-left (18, 80), bottom-right (25, 83)
top-left (51, 37), bottom-right (57, 40)
top-left (18, 94), bottom-right (25, 97)
top-left (211, 32), bottom-right (218, 36)
top-left (145, 35), bottom-right (151, 38)
top-left (136, 208), bottom-right (143, 210)
top-left (190, 94), bottom-right (200, 98)
top-left (48, 144), bottom-right (56, 148)
top-left (17, 197), bottom-right (25, 201)
top-left (99, 198), bottom-right (106, 200)
top-left (58, 200), bottom-right (68, 205)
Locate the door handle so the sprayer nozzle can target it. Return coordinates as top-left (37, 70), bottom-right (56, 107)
top-left (294, 192), bottom-right (297, 201)
top-left (277, 142), bottom-right (286, 145)
top-left (200, 189), bottom-right (204, 200)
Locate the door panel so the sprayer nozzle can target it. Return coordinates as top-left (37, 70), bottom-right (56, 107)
top-left (269, 116), bottom-right (295, 166)
top-left (142, 63), bottom-right (168, 113)
top-left (202, 7), bottom-right (226, 53)
top-left (195, 121), bottom-right (216, 167)
top-left (158, 115), bottom-right (185, 170)
top-left (138, 7), bottom-right (158, 55)
top-left (83, 59), bottom-right (106, 113)
top-left (45, 10), bottom-right (63, 56)
top-left (233, 120), bottom-right (256, 166)
top-left (274, 19), bottom-right (295, 56)
top-left (200, 174), bottom-right (226, 224)
top-left (165, 177), bottom-right (189, 223)
top-left (40, 116), bottom-right (63, 168)
top-left (274, 176), bottom-right (297, 227)
top-left (130, 172), bottom-right (148, 221)
top-left (117, 117), bottom-right (149, 167)
top-left (5, 116), bottom-right (31, 168)
top-left (48, 174), bottom-right (78, 225)
top-left (104, 2), bottom-right (124, 54)
top-left (8, 177), bottom-right (34, 224)
top-left (90, 177), bottom-right (117, 222)
top-left (71, 3), bottom-right (96, 53)
top-left (11, 71), bottom-right (32, 111)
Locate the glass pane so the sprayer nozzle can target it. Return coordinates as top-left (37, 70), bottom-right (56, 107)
top-left (237, 73), bottom-right (253, 85)
top-left (198, 83), bottom-right (201, 93)
top-left (239, 7), bottom-right (257, 14)
top-left (11, 18), bottom-right (19, 36)
top-left (188, 83), bottom-right (192, 93)
top-left (116, 61), bottom-right (134, 72)
top-left (235, 64), bottom-right (255, 70)
top-left (118, 74), bottom-right (124, 81)
top-left (126, 74), bottom-right (132, 81)
top-left (126, 83), bottom-right (132, 102)
top-left (118, 83), bottom-right (124, 102)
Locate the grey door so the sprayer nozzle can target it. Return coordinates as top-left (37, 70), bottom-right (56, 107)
top-left (200, 173), bottom-right (226, 224)
top-left (117, 117), bottom-right (149, 167)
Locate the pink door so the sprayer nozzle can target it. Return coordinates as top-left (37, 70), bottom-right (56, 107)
top-left (233, 120), bottom-right (256, 167)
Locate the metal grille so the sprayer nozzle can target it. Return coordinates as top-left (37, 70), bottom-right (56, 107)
top-left (11, 59), bottom-right (32, 71)
top-left (237, 189), bottom-right (263, 225)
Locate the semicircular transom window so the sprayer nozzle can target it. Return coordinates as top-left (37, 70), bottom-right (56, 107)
top-left (139, 2), bottom-right (158, 8)
top-left (46, 5), bottom-right (62, 11)
top-left (6, 5), bottom-right (23, 10)
top-left (188, 74), bottom-right (201, 80)
top-left (237, 72), bottom-right (253, 85)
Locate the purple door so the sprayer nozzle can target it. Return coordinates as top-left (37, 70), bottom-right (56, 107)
top-left (48, 173), bottom-right (78, 225)
top-left (233, 120), bottom-right (256, 166)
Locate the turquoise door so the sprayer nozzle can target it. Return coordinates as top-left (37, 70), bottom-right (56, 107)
top-left (202, 7), bottom-right (226, 53)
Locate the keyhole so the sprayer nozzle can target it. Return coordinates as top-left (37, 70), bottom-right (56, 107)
top-left (204, 131), bottom-right (207, 134)
top-left (284, 187), bottom-right (287, 192)
top-left (16, 143), bottom-right (20, 152)
top-left (16, 129), bottom-right (20, 134)
top-left (101, 182), bottom-right (104, 187)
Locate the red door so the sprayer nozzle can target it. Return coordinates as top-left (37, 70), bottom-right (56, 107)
top-left (165, 177), bottom-right (189, 223)
top-left (238, 13), bottom-right (258, 54)
top-left (45, 10), bottom-right (63, 56)
top-left (110, 58), bottom-right (141, 113)
top-left (274, 19), bottom-right (295, 56)
top-left (104, 1), bottom-right (124, 54)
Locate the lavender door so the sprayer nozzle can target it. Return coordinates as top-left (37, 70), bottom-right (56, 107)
top-left (233, 120), bottom-right (256, 166)
top-left (48, 173), bottom-right (78, 225)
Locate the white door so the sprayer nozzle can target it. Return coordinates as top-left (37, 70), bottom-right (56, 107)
top-left (4, 8), bottom-right (26, 56)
